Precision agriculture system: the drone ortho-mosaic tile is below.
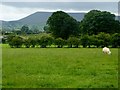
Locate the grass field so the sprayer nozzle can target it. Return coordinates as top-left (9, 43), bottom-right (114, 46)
top-left (2, 44), bottom-right (118, 88)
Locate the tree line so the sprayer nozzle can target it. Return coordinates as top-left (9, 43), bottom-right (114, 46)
top-left (5, 32), bottom-right (120, 48)
top-left (45, 10), bottom-right (120, 39)
top-left (2, 10), bottom-right (120, 48)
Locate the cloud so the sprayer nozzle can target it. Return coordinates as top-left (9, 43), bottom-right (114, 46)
top-left (0, 2), bottom-right (118, 21)
top-left (0, 4), bottom-right (85, 21)
top-left (2, 0), bottom-right (120, 2)
top-left (0, 4), bottom-right (90, 21)
top-left (0, 5), bottom-right (37, 21)
top-left (2, 2), bottom-right (118, 12)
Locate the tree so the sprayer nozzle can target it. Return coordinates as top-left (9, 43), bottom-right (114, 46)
top-left (44, 25), bottom-right (51, 33)
top-left (21, 25), bottom-right (29, 34)
top-left (31, 25), bottom-right (40, 34)
top-left (14, 30), bottom-right (22, 35)
top-left (47, 11), bottom-right (79, 39)
top-left (80, 10), bottom-right (120, 35)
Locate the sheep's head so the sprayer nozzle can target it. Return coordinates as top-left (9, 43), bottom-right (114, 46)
top-left (108, 51), bottom-right (111, 55)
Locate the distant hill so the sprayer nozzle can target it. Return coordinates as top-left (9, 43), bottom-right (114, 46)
top-left (1, 12), bottom-right (85, 31)
top-left (1, 12), bottom-right (119, 32)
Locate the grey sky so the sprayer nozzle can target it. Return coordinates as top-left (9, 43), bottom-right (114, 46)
top-left (0, 2), bottom-right (119, 21)
top-left (1, 0), bottom-right (120, 2)
top-left (2, 2), bottom-right (118, 11)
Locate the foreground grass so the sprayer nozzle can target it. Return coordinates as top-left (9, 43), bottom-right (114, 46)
top-left (2, 44), bottom-right (118, 88)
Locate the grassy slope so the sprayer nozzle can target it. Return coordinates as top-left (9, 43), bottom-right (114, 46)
top-left (2, 44), bottom-right (118, 88)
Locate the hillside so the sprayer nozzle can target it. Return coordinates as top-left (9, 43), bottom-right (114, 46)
top-left (1, 12), bottom-right (85, 31)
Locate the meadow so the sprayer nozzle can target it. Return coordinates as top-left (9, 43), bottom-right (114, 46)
top-left (2, 44), bottom-right (118, 88)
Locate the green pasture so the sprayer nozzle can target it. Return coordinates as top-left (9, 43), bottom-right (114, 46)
top-left (2, 44), bottom-right (118, 88)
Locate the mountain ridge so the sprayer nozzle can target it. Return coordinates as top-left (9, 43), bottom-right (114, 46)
top-left (1, 11), bottom-right (119, 31)
top-left (1, 12), bottom-right (86, 31)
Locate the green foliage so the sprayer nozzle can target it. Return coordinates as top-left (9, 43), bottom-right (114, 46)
top-left (80, 10), bottom-right (120, 35)
top-left (87, 35), bottom-right (95, 48)
top-left (24, 37), bottom-right (37, 48)
top-left (80, 33), bottom-right (111, 48)
top-left (6, 32), bottom-right (119, 48)
top-left (13, 30), bottom-right (22, 35)
top-left (31, 25), bottom-right (40, 34)
top-left (38, 35), bottom-right (54, 48)
top-left (111, 33), bottom-right (120, 48)
top-left (97, 32), bottom-right (111, 47)
top-left (23, 38), bottom-right (31, 48)
top-left (8, 36), bottom-right (23, 48)
top-left (30, 38), bottom-right (37, 48)
top-left (81, 35), bottom-right (89, 48)
top-left (43, 25), bottom-right (51, 33)
top-left (21, 25), bottom-right (29, 34)
top-left (91, 35), bottom-right (101, 48)
top-left (67, 37), bottom-right (80, 48)
top-left (7, 35), bottom-right (15, 43)
top-left (47, 11), bottom-right (79, 39)
top-left (7, 35), bottom-right (16, 47)
top-left (1, 36), bottom-right (7, 44)
top-left (54, 38), bottom-right (65, 48)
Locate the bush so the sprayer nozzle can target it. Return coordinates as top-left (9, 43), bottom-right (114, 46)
top-left (8, 36), bottom-right (23, 48)
top-left (111, 33), bottom-right (120, 48)
top-left (67, 37), bottom-right (80, 48)
top-left (7, 33), bottom-right (119, 48)
top-left (7, 35), bottom-right (15, 43)
top-left (38, 35), bottom-right (53, 48)
top-left (80, 35), bottom-right (89, 48)
top-left (54, 38), bottom-right (65, 48)
top-left (91, 35), bottom-right (101, 48)
top-left (30, 38), bottom-right (37, 48)
top-left (97, 32), bottom-right (111, 47)
top-left (23, 38), bottom-right (31, 48)
top-left (1, 36), bottom-right (7, 44)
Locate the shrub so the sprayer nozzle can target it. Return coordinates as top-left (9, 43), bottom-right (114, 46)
top-left (7, 35), bottom-right (15, 43)
top-left (1, 36), bottom-right (7, 44)
top-left (91, 35), bottom-right (101, 48)
top-left (54, 38), bottom-right (65, 48)
top-left (23, 38), bottom-right (31, 48)
top-left (80, 35), bottom-right (89, 48)
top-left (30, 38), bottom-right (37, 48)
top-left (8, 36), bottom-right (23, 48)
top-left (111, 33), bottom-right (120, 48)
top-left (97, 32), bottom-right (111, 47)
top-left (39, 35), bottom-right (53, 48)
top-left (67, 37), bottom-right (80, 48)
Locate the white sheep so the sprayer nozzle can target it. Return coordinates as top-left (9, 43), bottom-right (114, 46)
top-left (102, 47), bottom-right (111, 55)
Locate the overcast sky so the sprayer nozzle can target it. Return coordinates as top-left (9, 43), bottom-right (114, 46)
top-left (0, 1), bottom-right (119, 21)
top-left (1, 0), bottom-right (120, 2)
